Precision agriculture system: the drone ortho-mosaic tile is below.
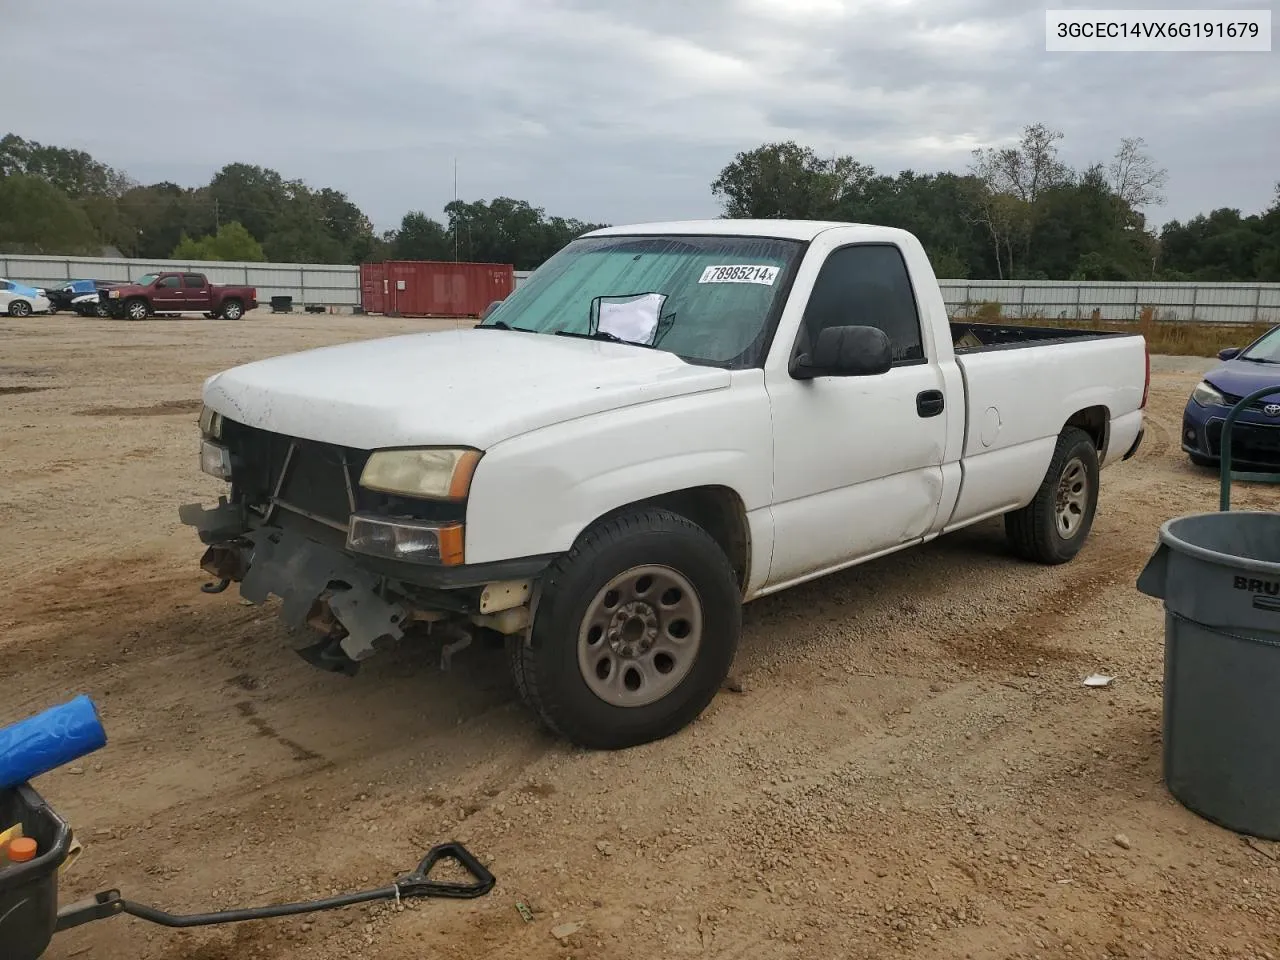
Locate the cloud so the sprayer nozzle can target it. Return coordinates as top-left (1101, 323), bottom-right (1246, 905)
top-left (0, 0), bottom-right (1274, 232)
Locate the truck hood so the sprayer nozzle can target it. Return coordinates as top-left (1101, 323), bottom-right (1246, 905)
top-left (202, 328), bottom-right (732, 449)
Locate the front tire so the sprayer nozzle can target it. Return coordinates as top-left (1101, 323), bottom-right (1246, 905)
top-left (513, 508), bottom-right (741, 750)
top-left (1005, 426), bottom-right (1100, 565)
top-left (8, 300), bottom-right (32, 318)
top-left (94, 300), bottom-right (110, 318)
top-left (124, 298), bottom-right (149, 321)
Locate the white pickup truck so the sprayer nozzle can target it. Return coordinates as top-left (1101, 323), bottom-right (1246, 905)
top-left (181, 219), bottom-right (1148, 749)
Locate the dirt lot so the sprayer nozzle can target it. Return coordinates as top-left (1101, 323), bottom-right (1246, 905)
top-left (3, 315), bottom-right (1279, 960)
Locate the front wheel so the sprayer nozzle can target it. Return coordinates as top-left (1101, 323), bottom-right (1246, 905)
top-left (93, 300), bottom-right (110, 318)
top-left (1004, 426), bottom-right (1100, 565)
top-left (511, 508), bottom-right (741, 750)
top-left (124, 298), bottom-right (149, 321)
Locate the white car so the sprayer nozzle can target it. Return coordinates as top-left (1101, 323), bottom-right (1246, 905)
top-left (182, 219), bottom-right (1149, 750)
top-left (0, 279), bottom-right (51, 317)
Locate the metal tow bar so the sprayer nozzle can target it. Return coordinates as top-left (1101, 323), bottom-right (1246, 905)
top-left (53, 842), bottom-right (495, 931)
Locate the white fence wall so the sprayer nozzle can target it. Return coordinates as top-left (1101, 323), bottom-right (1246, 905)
top-left (1, 254), bottom-right (359, 305)
top-left (5, 256), bottom-right (1277, 324)
top-left (942, 280), bottom-right (1280, 325)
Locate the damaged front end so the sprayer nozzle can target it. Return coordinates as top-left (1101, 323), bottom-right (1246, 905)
top-left (179, 412), bottom-right (538, 676)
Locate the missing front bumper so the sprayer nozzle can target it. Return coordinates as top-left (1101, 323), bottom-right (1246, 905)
top-left (179, 500), bottom-right (406, 665)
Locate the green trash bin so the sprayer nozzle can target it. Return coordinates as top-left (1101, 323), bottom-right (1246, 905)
top-left (1136, 382), bottom-right (1280, 839)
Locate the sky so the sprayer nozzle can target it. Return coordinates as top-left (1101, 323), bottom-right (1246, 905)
top-left (3, 0), bottom-right (1276, 233)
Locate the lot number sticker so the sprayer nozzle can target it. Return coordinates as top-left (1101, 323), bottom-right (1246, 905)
top-left (698, 264), bottom-right (780, 285)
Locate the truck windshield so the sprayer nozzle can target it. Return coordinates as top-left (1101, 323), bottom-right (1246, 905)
top-left (135, 273), bottom-right (159, 286)
top-left (479, 234), bottom-right (803, 367)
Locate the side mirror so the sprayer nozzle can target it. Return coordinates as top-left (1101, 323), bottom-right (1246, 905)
top-left (480, 300), bottom-right (501, 321)
top-left (1218, 347), bottom-right (1241, 361)
top-left (791, 325), bottom-right (893, 380)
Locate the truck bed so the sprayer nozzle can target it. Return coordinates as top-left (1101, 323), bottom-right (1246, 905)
top-left (951, 320), bottom-right (1128, 354)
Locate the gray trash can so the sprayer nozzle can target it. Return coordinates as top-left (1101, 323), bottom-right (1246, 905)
top-left (1137, 511), bottom-right (1280, 839)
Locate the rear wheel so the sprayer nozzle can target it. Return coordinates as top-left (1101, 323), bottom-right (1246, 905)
top-left (8, 299), bottom-right (32, 318)
top-left (512, 508), bottom-right (741, 749)
top-left (124, 298), bottom-right (149, 321)
top-left (220, 300), bottom-right (244, 320)
top-left (1005, 426), bottom-right (1100, 565)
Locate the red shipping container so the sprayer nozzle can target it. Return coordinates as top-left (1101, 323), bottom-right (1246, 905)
top-left (360, 260), bottom-right (514, 318)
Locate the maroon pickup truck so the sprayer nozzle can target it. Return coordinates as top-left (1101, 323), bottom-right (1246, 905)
top-left (106, 272), bottom-right (258, 321)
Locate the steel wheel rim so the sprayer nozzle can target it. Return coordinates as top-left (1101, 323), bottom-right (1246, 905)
top-left (127, 301), bottom-right (146, 320)
top-left (577, 564), bottom-right (703, 708)
top-left (1055, 456), bottom-right (1089, 539)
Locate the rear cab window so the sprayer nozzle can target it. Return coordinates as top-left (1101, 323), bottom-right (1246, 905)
top-left (182, 274), bottom-right (206, 289)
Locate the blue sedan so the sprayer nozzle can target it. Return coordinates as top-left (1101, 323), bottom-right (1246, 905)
top-left (1182, 324), bottom-right (1280, 471)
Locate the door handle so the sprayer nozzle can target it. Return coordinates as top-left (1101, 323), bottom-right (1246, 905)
top-left (916, 390), bottom-right (944, 418)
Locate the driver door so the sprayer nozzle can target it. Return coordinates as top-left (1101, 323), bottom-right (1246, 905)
top-left (152, 275), bottom-right (183, 310)
top-left (764, 242), bottom-right (949, 588)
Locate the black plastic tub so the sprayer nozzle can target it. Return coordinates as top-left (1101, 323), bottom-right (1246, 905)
top-left (0, 782), bottom-right (72, 960)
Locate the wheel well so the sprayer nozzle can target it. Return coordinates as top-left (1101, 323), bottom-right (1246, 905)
top-left (596, 486), bottom-right (750, 593)
top-left (1065, 405), bottom-right (1109, 458)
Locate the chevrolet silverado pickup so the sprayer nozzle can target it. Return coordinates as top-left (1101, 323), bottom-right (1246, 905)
top-left (107, 271), bottom-right (257, 321)
top-left (180, 220), bottom-right (1148, 750)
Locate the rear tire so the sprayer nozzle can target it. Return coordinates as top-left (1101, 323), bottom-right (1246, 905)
top-left (220, 300), bottom-right (244, 320)
top-left (1004, 427), bottom-right (1099, 565)
top-left (512, 507), bottom-right (741, 750)
top-left (8, 300), bottom-right (32, 318)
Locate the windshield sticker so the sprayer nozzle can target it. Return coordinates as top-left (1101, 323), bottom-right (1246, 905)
top-left (697, 264), bottom-right (780, 285)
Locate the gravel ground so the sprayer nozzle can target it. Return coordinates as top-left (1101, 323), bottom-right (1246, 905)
top-left (3, 314), bottom-right (1279, 960)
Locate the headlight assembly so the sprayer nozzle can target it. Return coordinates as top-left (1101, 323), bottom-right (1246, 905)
top-left (1191, 381), bottom-right (1225, 408)
top-left (198, 405), bottom-right (223, 439)
top-left (359, 448), bottom-right (481, 500)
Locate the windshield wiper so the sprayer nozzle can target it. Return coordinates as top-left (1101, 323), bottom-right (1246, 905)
top-left (475, 320), bottom-right (535, 332)
top-left (1240, 355), bottom-right (1280, 364)
top-left (555, 329), bottom-right (647, 346)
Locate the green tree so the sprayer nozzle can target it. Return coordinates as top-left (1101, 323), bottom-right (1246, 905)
top-left (170, 221), bottom-right (266, 261)
top-left (391, 211), bottom-right (451, 260)
top-left (0, 133), bottom-right (132, 199)
top-left (712, 141), bottom-right (872, 220)
top-left (0, 173), bottom-right (100, 254)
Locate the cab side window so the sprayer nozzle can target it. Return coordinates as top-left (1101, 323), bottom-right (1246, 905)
top-left (801, 244), bottom-right (925, 364)
top-left (157, 276), bottom-right (181, 289)
top-left (182, 274), bottom-right (205, 289)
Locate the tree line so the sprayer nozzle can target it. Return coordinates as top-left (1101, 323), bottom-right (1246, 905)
top-left (713, 124), bottom-right (1278, 282)
top-left (0, 133), bottom-right (604, 270)
top-left (1, 127), bottom-right (1276, 280)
